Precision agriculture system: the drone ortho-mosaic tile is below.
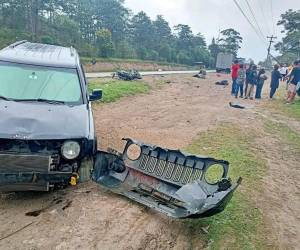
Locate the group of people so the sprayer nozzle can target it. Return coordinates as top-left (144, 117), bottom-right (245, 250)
top-left (231, 59), bottom-right (300, 103)
top-left (231, 60), bottom-right (268, 100)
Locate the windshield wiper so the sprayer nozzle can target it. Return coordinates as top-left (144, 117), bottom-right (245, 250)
top-left (15, 98), bottom-right (65, 105)
top-left (0, 95), bottom-right (13, 101)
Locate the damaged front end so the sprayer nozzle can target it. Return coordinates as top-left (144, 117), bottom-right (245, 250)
top-left (93, 139), bottom-right (241, 219)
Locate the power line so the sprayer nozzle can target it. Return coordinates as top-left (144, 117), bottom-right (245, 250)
top-left (243, 0), bottom-right (266, 41)
top-left (232, 0), bottom-right (267, 45)
top-left (270, 0), bottom-right (275, 35)
top-left (256, 0), bottom-right (271, 35)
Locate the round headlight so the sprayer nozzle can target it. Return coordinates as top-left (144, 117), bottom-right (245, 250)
top-left (61, 141), bottom-right (80, 160)
top-left (204, 164), bottom-right (224, 185)
top-left (126, 143), bottom-right (142, 161)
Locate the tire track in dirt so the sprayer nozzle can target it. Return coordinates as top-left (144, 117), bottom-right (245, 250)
top-left (93, 75), bottom-right (231, 152)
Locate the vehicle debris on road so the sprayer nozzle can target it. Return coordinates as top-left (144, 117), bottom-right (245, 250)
top-left (93, 138), bottom-right (241, 219)
top-left (112, 69), bottom-right (142, 81)
top-left (193, 68), bottom-right (207, 79)
top-left (215, 80), bottom-right (229, 86)
top-left (229, 102), bottom-right (255, 110)
top-left (229, 102), bottom-right (245, 109)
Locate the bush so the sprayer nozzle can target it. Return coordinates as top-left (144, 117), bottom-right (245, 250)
top-left (146, 50), bottom-right (159, 61)
top-left (177, 51), bottom-right (192, 65)
top-left (114, 41), bottom-right (137, 59)
top-left (0, 28), bottom-right (31, 49)
top-left (40, 35), bottom-right (55, 45)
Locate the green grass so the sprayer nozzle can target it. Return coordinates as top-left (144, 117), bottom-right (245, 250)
top-left (264, 120), bottom-right (300, 151)
top-left (88, 79), bottom-right (150, 103)
top-left (265, 86), bottom-right (300, 120)
top-left (184, 125), bottom-right (268, 250)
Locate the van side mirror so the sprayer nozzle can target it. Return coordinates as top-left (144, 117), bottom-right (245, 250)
top-left (89, 89), bottom-right (102, 102)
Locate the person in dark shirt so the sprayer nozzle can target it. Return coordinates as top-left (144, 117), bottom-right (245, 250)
top-left (255, 68), bottom-right (268, 99)
top-left (245, 65), bottom-right (257, 100)
top-left (270, 64), bottom-right (282, 99)
top-left (286, 60), bottom-right (300, 103)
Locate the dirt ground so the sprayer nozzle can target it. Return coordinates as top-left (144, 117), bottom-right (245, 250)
top-left (0, 74), bottom-right (299, 250)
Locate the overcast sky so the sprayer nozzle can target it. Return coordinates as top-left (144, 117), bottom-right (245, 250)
top-left (125, 0), bottom-right (300, 62)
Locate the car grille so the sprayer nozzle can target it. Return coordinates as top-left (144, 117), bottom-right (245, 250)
top-left (137, 154), bottom-right (203, 186)
top-left (0, 153), bottom-right (51, 173)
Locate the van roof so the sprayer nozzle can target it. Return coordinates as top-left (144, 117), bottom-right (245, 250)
top-left (0, 41), bottom-right (79, 68)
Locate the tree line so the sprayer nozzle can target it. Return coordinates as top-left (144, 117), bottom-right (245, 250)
top-left (0, 0), bottom-right (243, 66)
top-left (275, 9), bottom-right (300, 63)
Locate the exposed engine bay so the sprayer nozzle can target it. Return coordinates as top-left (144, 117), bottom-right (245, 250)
top-left (0, 139), bottom-right (92, 191)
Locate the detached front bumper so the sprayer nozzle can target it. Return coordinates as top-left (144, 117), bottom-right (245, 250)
top-left (93, 139), bottom-right (242, 219)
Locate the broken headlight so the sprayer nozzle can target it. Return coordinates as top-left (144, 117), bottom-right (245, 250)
top-left (61, 141), bottom-right (80, 160)
top-left (204, 163), bottom-right (225, 185)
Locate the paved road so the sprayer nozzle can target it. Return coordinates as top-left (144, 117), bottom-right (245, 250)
top-left (86, 70), bottom-right (214, 78)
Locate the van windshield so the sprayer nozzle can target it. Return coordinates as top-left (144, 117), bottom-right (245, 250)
top-left (0, 62), bottom-right (83, 105)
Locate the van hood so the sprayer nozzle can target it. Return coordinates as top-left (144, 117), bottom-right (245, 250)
top-left (0, 101), bottom-right (90, 140)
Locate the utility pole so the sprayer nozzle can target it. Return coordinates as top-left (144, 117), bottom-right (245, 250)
top-left (267, 35), bottom-right (277, 69)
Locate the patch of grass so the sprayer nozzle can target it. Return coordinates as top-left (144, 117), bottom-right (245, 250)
top-left (265, 86), bottom-right (300, 120)
top-left (88, 79), bottom-right (150, 103)
top-left (185, 125), bottom-right (268, 250)
top-left (264, 120), bottom-right (300, 151)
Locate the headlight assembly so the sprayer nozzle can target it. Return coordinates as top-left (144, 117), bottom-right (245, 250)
top-left (61, 141), bottom-right (80, 160)
top-left (204, 163), bottom-right (225, 185)
top-left (126, 143), bottom-right (142, 161)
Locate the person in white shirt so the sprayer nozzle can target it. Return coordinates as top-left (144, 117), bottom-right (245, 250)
top-left (279, 64), bottom-right (288, 81)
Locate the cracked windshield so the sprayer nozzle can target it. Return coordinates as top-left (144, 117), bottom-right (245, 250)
top-left (0, 62), bottom-right (82, 104)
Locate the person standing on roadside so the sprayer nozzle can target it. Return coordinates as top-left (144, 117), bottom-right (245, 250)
top-left (279, 64), bottom-right (288, 81)
top-left (235, 64), bottom-right (245, 98)
top-left (287, 63), bottom-right (294, 75)
top-left (270, 64), bottom-right (282, 99)
top-left (245, 64), bottom-right (253, 96)
top-left (245, 65), bottom-right (258, 100)
top-left (255, 68), bottom-right (268, 99)
top-left (286, 60), bottom-right (300, 104)
top-left (285, 63), bottom-right (293, 89)
top-left (231, 59), bottom-right (240, 95)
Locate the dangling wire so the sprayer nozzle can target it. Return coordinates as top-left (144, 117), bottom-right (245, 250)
top-left (243, 0), bottom-right (266, 42)
top-left (270, 0), bottom-right (276, 35)
top-left (232, 0), bottom-right (267, 46)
